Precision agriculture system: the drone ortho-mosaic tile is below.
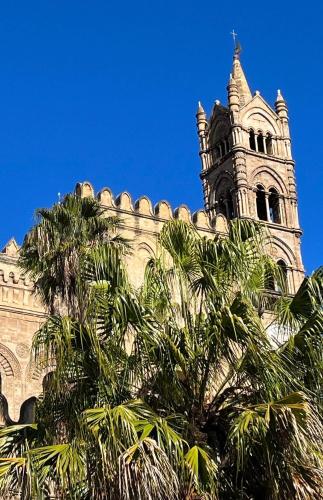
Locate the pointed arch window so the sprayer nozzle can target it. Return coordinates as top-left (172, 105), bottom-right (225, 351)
top-left (266, 133), bottom-right (273, 155)
top-left (264, 261), bottom-right (288, 293)
top-left (217, 196), bottom-right (227, 217)
top-left (277, 259), bottom-right (288, 293)
top-left (257, 132), bottom-right (265, 153)
top-left (249, 129), bottom-right (256, 151)
top-left (256, 185), bottom-right (267, 221)
top-left (213, 146), bottom-right (220, 161)
top-left (268, 188), bottom-right (281, 224)
top-left (227, 190), bottom-right (235, 219)
top-left (216, 190), bottom-right (235, 220)
top-left (264, 263), bottom-right (275, 291)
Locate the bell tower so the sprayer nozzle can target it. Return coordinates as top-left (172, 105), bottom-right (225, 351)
top-left (196, 48), bottom-right (304, 293)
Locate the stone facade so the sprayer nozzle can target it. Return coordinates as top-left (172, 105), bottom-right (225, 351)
top-left (0, 247), bottom-right (46, 421)
top-left (0, 50), bottom-right (304, 422)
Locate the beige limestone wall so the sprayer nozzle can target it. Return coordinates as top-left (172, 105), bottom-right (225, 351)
top-left (0, 252), bottom-right (46, 421)
top-left (0, 184), bottom-right (217, 421)
top-left (0, 179), bottom-right (304, 421)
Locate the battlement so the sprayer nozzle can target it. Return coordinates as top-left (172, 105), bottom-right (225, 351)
top-left (75, 181), bottom-right (229, 234)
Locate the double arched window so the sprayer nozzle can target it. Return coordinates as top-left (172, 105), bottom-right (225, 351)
top-left (256, 185), bottom-right (281, 224)
top-left (249, 130), bottom-right (256, 150)
top-left (215, 188), bottom-right (235, 220)
top-left (212, 137), bottom-right (230, 162)
top-left (218, 192), bottom-right (234, 220)
top-left (249, 129), bottom-right (274, 155)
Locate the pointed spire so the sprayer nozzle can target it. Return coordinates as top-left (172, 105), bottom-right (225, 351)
top-left (275, 89), bottom-right (288, 117)
top-left (196, 101), bottom-right (207, 136)
top-left (231, 48), bottom-right (252, 107)
top-left (196, 100), bottom-right (206, 115)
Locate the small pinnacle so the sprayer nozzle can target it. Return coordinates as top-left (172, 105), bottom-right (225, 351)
top-left (197, 101), bottom-right (205, 115)
top-left (276, 89), bottom-right (285, 102)
top-left (255, 90), bottom-right (260, 96)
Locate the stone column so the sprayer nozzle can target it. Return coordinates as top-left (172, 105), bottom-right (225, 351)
top-left (253, 188), bottom-right (258, 218)
top-left (265, 192), bottom-right (270, 222)
top-left (278, 195), bottom-right (285, 224)
top-left (233, 151), bottom-right (249, 217)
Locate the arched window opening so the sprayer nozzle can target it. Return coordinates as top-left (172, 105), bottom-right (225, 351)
top-left (257, 132), bottom-right (265, 153)
top-left (217, 196), bottom-right (226, 217)
top-left (266, 134), bottom-right (273, 155)
top-left (249, 130), bottom-right (256, 151)
top-left (269, 188), bottom-right (281, 224)
top-left (216, 191), bottom-right (234, 220)
top-left (227, 191), bottom-right (235, 219)
top-left (256, 185), bottom-right (267, 221)
top-left (264, 265), bottom-right (275, 291)
top-left (209, 190), bottom-right (216, 209)
top-left (277, 259), bottom-right (288, 293)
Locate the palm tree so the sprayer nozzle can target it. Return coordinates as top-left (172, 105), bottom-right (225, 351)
top-left (0, 210), bottom-right (322, 499)
top-left (19, 192), bottom-right (127, 318)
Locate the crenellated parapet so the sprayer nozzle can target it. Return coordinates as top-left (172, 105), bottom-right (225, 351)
top-left (0, 247), bottom-right (44, 314)
top-left (76, 181), bottom-right (217, 232)
top-left (0, 267), bottom-right (31, 288)
top-left (0, 268), bottom-right (44, 315)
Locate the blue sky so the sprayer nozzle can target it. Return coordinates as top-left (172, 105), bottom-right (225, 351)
top-left (0, 1), bottom-right (322, 273)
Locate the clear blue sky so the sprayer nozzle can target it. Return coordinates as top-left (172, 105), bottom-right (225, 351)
top-left (0, 1), bottom-right (322, 273)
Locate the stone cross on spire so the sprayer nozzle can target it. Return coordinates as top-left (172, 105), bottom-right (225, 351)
top-left (230, 29), bottom-right (238, 47)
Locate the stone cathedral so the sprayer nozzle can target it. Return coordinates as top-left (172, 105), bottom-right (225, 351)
top-left (0, 50), bottom-right (304, 422)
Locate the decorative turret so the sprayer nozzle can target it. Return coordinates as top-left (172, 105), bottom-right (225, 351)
top-left (196, 101), bottom-right (207, 136)
top-left (275, 89), bottom-right (291, 155)
top-left (275, 89), bottom-right (288, 118)
top-left (196, 101), bottom-right (209, 172)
